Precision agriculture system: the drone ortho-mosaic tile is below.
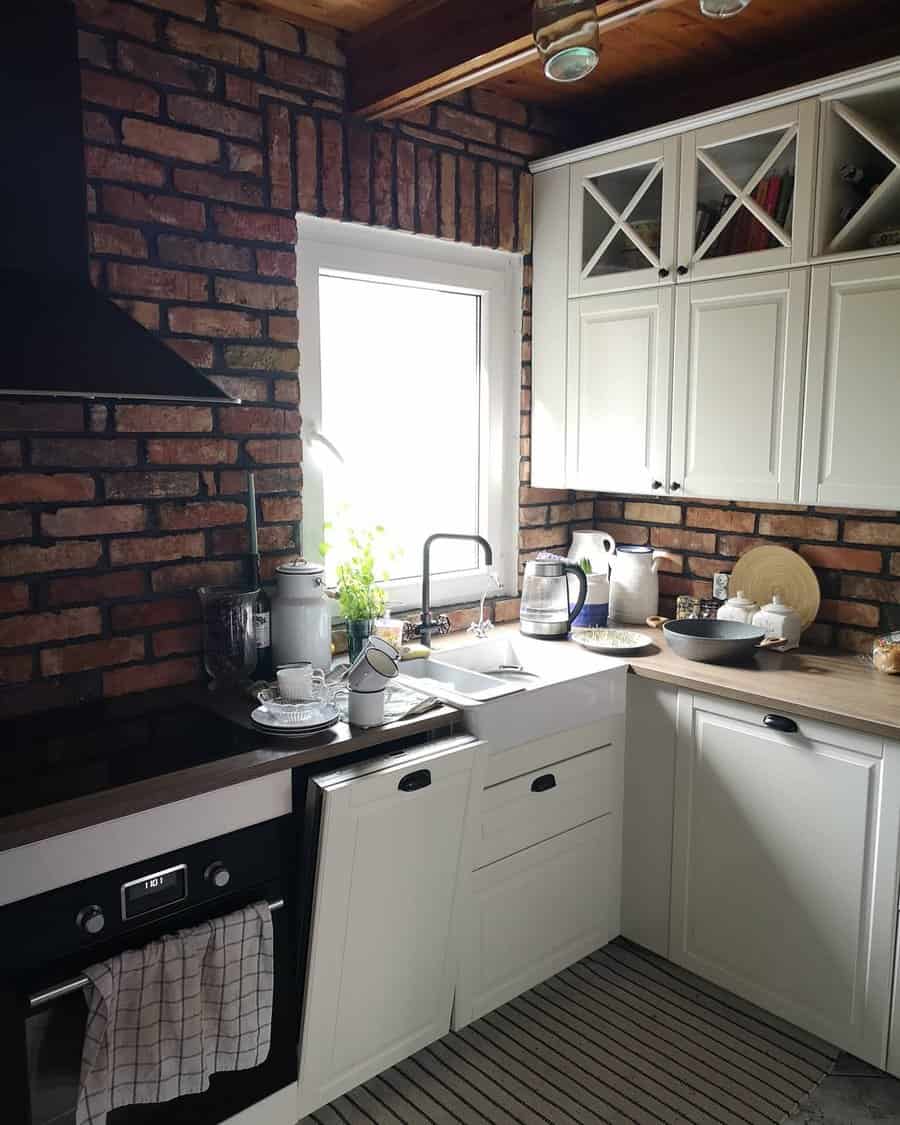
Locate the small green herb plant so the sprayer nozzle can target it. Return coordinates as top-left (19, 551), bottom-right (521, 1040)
top-left (320, 524), bottom-right (389, 623)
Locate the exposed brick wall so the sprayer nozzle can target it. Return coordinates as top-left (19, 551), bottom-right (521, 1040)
top-left (515, 483), bottom-right (900, 654)
top-left (0, 0), bottom-right (569, 716)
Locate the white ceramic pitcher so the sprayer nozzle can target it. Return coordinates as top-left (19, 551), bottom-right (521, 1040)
top-left (608, 546), bottom-right (674, 624)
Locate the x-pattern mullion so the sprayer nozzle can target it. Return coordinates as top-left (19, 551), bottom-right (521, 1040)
top-left (694, 126), bottom-right (796, 262)
top-left (582, 161), bottom-right (662, 277)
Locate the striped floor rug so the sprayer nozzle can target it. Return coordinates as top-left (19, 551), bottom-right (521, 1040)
top-left (301, 938), bottom-right (839, 1125)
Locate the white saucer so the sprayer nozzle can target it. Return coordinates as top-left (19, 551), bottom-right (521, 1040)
top-left (250, 701), bottom-right (339, 733)
top-left (570, 627), bottom-right (654, 654)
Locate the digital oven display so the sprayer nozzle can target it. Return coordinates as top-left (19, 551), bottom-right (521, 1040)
top-left (121, 864), bottom-right (188, 920)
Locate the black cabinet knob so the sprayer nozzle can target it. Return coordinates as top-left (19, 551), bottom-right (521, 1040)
top-left (677, 265), bottom-right (689, 276)
top-left (531, 773), bottom-right (557, 793)
top-left (670, 481), bottom-right (681, 491)
top-left (651, 480), bottom-right (663, 490)
top-left (658, 268), bottom-right (670, 278)
top-left (763, 714), bottom-right (798, 734)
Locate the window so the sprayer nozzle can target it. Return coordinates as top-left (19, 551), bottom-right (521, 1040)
top-left (298, 216), bottom-right (521, 611)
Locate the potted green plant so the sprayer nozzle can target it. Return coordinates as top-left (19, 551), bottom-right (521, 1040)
top-left (321, 525), bottom-right (389, 661)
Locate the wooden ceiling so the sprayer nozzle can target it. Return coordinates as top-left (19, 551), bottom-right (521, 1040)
top-left (255, 0), bottom-right (900, 140)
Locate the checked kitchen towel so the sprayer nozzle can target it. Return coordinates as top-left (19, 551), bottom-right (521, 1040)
top-left (76, 901), bottom-right (274, 1125)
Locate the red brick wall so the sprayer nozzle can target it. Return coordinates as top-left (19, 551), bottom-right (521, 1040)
top-left (0, 0), bottom-right (567, 716)
top-left (515, 485), bottom-right (900, 653)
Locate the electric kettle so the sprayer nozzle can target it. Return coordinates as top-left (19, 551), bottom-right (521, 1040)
top-left (519, 558), bottom-right (588, 640)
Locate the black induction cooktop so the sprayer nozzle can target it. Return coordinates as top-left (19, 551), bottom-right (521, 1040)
top-left (0, 692), bottom-right (262, 819)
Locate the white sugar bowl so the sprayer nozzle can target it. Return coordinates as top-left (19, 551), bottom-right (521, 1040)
top-left (752, 593), bottom-right (804, 649)
top-left (717, 590), bottom-right (759, 625)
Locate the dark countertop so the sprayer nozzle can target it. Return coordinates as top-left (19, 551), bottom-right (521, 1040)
top-left (0, 685), bottom-right (459, 853)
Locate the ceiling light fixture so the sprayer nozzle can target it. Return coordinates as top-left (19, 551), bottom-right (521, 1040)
top-left (699, 0), bottom-right (753, 18)
top-left (533, 0), bottom-right (600, 83)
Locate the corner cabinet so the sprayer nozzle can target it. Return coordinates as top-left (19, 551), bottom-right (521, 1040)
top-left (669, 692), bottom-right (900, 1067)
top-left (296, 736), bottom-right (478, 1120)
top-left (532, 65), bottom-right (900, 509)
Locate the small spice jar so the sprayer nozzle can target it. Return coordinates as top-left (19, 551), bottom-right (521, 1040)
top-left (752, 593), bottom-right (804, 649)
top-left (717, 590), bottom-right (760, 625)
top-left (874, 631), bottom-right (900, 674)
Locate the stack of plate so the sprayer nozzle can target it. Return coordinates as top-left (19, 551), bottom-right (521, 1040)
top-left (251, 693), bottom-right (340, 737)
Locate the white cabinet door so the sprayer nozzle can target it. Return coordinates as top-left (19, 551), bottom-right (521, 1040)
top-left (454, 813), bottom-right (622, 1030)
top-left (622, 677), bottom-right (677, 958)
top-left (800, 257), bottom-right (900, 508)
top-left (670, 269), bottom-right (808, 501)
top-left (677, 100), bottom-right (816, 282)
top-left (567, 288), bottom-right (672, 494)
top-left (297, 737), bottom-right (478, 1118)
top-left (670, 693), bottom-right (900, 1067)
top-left (569, 137), bottom-right (679, 296)
top-left (532, 165), bottom-right (570, 488)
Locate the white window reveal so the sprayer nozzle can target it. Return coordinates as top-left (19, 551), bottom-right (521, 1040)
top-left (298, 216), bottom-right (522, 612)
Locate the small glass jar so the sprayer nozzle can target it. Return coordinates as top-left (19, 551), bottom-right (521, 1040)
top-left (873, 631), bottom-right (900, 674)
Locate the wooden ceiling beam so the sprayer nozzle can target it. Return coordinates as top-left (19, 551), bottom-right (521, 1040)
top-left (348, 0), bottom-right (686, 120)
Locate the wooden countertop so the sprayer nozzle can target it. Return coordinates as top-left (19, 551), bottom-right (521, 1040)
top-left (0, 699), bottom-right (459, 854)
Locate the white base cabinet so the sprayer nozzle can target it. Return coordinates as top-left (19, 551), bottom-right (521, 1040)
top-left (454, 720), bottom-right (625, 1030)
top-left (296, 736), bottom-right (478, 1119)
top-left (670, 692), bottom-right (900, 1067)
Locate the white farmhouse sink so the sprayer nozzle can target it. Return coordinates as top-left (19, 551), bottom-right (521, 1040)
top-left (403, 634), bottom-right (627, 751)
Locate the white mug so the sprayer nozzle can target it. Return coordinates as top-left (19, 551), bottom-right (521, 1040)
top-left (348, 644), bottom-right (398, 692)
top-left (276, 662), bottom-right (327, 702)
top-left (349, 688), bottom-right (385, 727)
top-left (366, 635), bottom-right (401, 661)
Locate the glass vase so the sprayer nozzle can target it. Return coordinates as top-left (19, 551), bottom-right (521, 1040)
top-left (347, 618), bottom-right (374, 663)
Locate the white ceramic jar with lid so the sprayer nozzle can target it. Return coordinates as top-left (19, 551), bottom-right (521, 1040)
top-left (717, 590), bottom-right (759, 625)
top-left (752, 593), bottom-right (804, 649)
top-left (271, 558), bottom-right (333, 671)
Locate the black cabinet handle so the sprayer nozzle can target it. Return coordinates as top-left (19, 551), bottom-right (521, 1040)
top-left (658, 267), bottom-right (670, 278)
top-left (651, 479), bottom-right (663, 490)
top-left (398, 769), bottom-right (431, 792)
top-left (670, 481), bottom-right (681, 491)
top-left (531, 773), bottom-right (557, 793)
top-left (677, 265), bottom-right (689, 276)
top-left (763, 714), bottom-right (798, 734)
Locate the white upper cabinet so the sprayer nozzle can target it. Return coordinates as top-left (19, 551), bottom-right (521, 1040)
top-left (569, 137), bottom-right (679, 296)
top-left (815, 74), bottom-right (900, 260)
top-left (677, 101), bottom-right (816, 282)
top-left (801, 256), bottom-right (900, 508)
top-left (670, 270), bottom-right (808, 501)
top-left (566, 287), bottom-right (672, 495)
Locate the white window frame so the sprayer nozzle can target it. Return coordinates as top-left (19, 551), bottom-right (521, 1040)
top-left (297, 215), bottom-right (522, 612)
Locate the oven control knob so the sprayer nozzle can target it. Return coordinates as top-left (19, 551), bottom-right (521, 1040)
top-left (204, 862), bottom-right (231, 889)
top-left (76, 905), bottom-right (105, 936)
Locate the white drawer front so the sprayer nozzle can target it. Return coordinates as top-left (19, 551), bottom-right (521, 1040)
top-left (483, 718), bottom-right (619, 787)
top-left (477, 741), bottom-right (622, 869)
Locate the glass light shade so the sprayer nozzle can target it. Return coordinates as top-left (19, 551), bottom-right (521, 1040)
top-left (699, 0), bottom-right (753, 17)
top-left (533, 0), bottom-right (600, 83)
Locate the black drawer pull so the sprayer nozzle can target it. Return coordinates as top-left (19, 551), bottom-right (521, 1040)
top-left (763, 714), bottom-right (798, 734)
top-left (531, 773), bottom-right (557, 793)
top-left (398, 769), bottom-right (431, 792)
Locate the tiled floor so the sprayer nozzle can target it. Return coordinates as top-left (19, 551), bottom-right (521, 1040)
top-left (788, 1053), bottom-right (900, 1123)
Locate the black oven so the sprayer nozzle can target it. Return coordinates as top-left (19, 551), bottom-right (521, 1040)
top-left (0, 815), bottom-right (299, 1125)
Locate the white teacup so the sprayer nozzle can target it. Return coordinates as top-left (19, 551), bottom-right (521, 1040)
top-left (349, 688), bottom-right (384, 727)
top-left (348, 644), bottom-right (398, 692)
top-left (276, 662), bottom-right (327, 702)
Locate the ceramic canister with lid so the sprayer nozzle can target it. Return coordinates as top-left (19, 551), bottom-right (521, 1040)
top-left (271, 558), bottom-right (333, 671)
top-left (752, 593), bottom-right (804, 649)
top-left (717, 590), bottom-right (760, 625)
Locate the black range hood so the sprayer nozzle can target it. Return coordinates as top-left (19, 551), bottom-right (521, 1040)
top-left (0, 2), bottom-right (235, 403)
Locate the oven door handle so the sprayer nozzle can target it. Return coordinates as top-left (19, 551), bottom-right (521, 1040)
top-left (28, 898), bottom-right (285, 1009)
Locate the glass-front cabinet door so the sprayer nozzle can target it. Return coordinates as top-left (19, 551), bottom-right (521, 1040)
top-left (569, 137), bottom-right (679, 296)
top-left (677, 102), bottom-right (816, 281)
